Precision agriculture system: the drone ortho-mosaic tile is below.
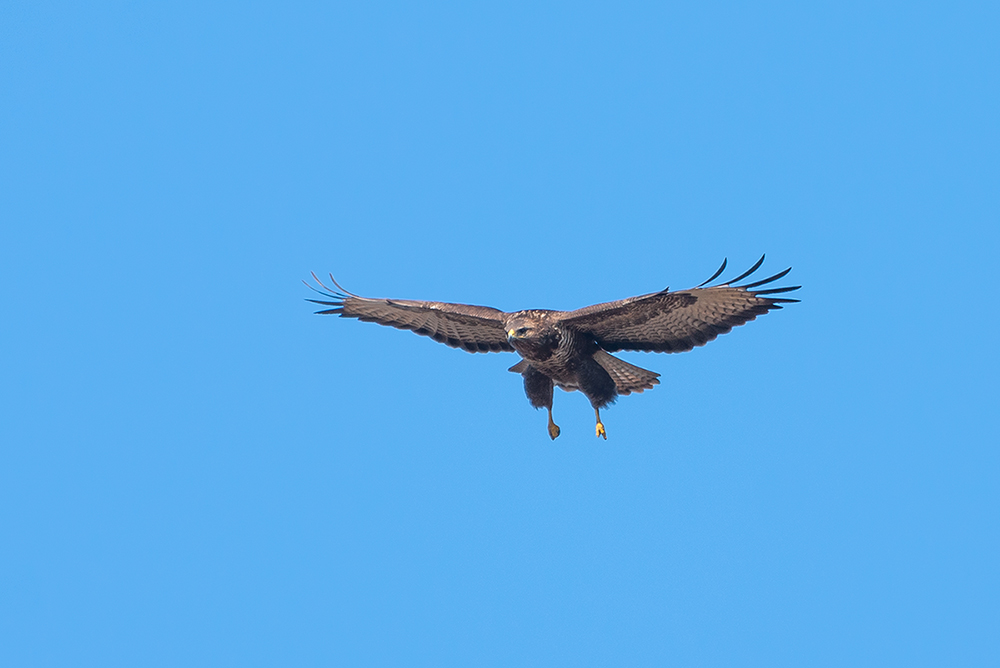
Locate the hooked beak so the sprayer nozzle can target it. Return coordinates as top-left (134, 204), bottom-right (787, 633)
top-left (507, 328), bottom-right (517, 340)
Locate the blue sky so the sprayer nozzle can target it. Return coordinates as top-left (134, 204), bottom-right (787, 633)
top-left (2, 1), bottom-right (998, 666)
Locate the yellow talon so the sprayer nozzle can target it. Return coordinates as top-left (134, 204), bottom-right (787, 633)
top-left (594, 408), bottom-right (607, 439)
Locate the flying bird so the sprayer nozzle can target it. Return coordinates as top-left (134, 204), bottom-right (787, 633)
top-left (306, 256), bottom-right (799, 440)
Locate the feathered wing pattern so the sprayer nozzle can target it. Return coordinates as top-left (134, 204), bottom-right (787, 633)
top-left (305, 274), bottom-right (514, 353)
top-left (559, 256), bottom-right (800, 353)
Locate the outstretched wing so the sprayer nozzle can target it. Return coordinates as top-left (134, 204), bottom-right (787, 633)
top-left (558, 256), bottom-right (800, 353)
top-left (306, 274), bottom-right (514, 353)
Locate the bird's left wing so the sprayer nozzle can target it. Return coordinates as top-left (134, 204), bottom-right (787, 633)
top-left (306, 274), bottom-right (514, 353)
top-left (558, 256), bottom-right (800, 353)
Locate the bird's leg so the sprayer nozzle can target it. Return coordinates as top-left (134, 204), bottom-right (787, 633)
top-left (547, 407), bottom-right (561, 440)
top-left (595, 408), bottom-right (607, 440)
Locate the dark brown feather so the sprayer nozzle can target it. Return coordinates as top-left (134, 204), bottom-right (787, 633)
top-left (305, 275), bottom-right (514, 353)
top-left (557, 257), bottom-right (800, 353)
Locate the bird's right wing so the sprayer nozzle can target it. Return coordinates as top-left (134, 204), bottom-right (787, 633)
top-left (306, 274), bottom-right (515, 353)
top-left (559, 256), bottom-right (800, 353)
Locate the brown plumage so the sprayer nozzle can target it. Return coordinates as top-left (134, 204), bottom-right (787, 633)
top-left (306, 256), bottom-right (800, 440)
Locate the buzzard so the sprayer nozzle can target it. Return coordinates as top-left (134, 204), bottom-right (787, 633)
top-left (306, 256), bottom-right (799, 439)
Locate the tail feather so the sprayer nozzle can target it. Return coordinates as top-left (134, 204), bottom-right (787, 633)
top-left (593, 350), bottom-right (660, 395)
top-left (508, 360), bottom-right (530, 373)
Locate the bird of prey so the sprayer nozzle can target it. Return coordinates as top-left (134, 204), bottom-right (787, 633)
top-left (306, 256), bottom-right (799, 440)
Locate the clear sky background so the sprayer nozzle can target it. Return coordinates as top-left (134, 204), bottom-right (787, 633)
top-left (2, 2), bottom-right (998, 666)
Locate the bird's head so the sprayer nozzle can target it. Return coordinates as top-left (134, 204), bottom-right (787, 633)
top-left (506, 324), bottom-right (535, 340)
top-left (505, 311), bottom-right (558, 356)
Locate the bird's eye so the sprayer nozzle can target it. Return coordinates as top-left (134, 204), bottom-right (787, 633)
top-left (517, 327), bottom-right (529, 336)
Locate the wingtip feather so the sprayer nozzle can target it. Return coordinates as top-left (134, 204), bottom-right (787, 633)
top-left (305, 271), bottom-right (351, 300)
top-left (754, 285), bottom-right (801, 296)
top-left (696, 257), bottom-right (728, 287)
top-left (725, 254), bottom-right (766, 285)
top-left (328, 274), bottom-right (360, 298)
top-left (741, 266), bottom-right (792, 289)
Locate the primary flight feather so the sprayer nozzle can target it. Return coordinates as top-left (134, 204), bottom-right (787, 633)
top-left (306, 256), bottom-right (800, 439)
